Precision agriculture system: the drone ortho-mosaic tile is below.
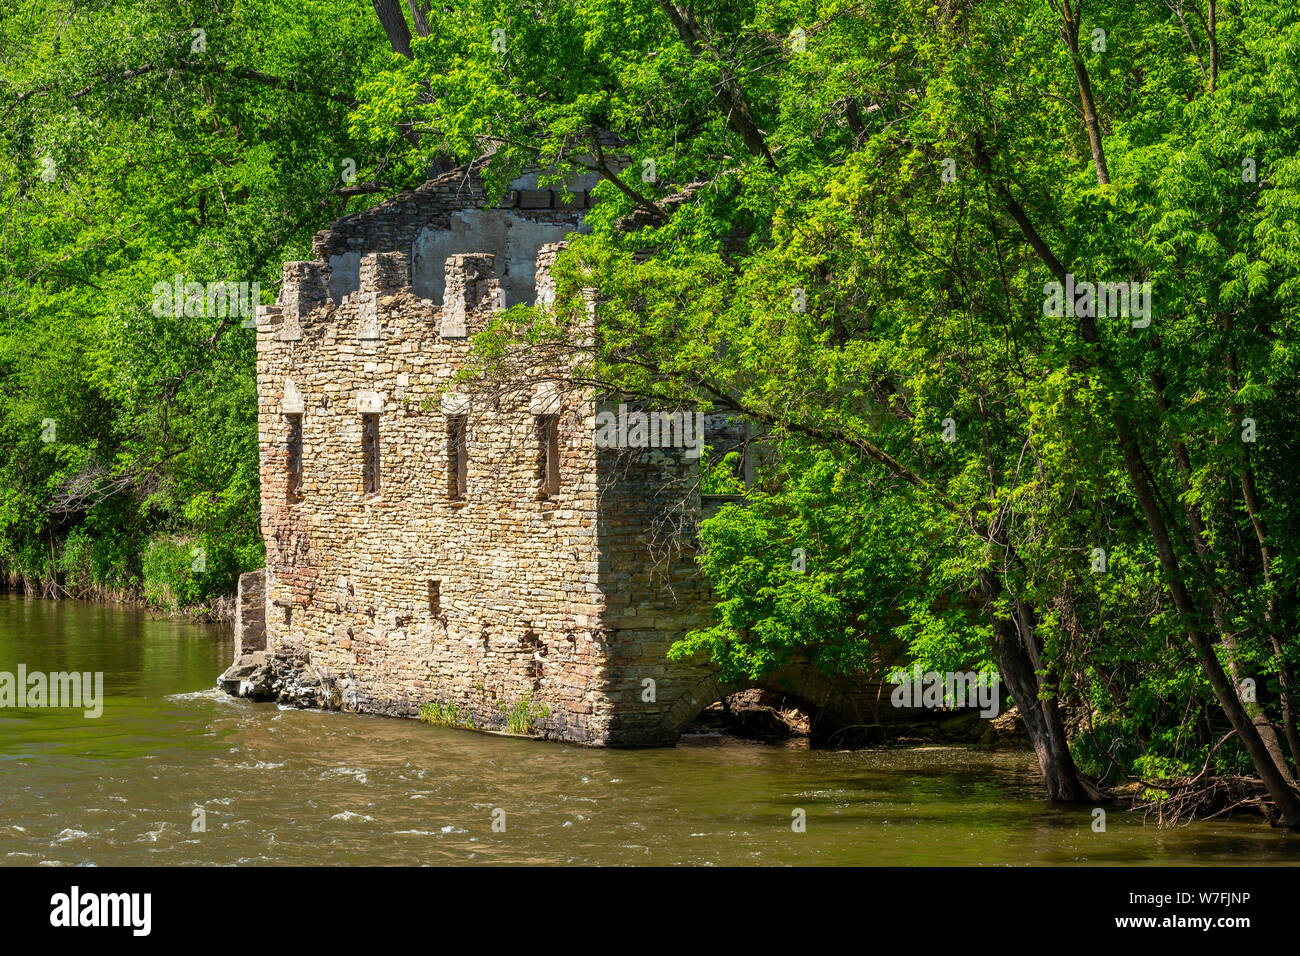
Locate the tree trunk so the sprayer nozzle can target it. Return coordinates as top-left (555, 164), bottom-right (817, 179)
top-left (656, 2), bottom-right (778, 170)
top-left (1228, 349), bottom-right (1300, 772)
top-left (1149, 362), bottom-right (1294, 782)
top-left (407, 0), bottom-right (431, 38)
top-left (372, 0), bottom-right (413, 58)
top-left (978, 572), bottom-right (1097, 802)
top-left (975, 125), bottom-right (1300, 824)
top-left (992, 24), bottom-right (1300, 819)
top-left (1060, 3), bottom-right (1110, 185)
top-left (1113, 425), bottom-right (1300, 825)
top-left (1208, 0), bottom-right (1218, 91)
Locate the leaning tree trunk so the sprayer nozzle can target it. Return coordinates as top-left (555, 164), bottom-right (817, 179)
top-left (1151, 359), bottom-right (1295, 782)
top-left (656, 1), bottom-right (778, 170)
top-left (1228, 346), bottom-right (1300, 773)
top-left (978, 572), bottom-right (1097, 802)
top-left (1114, 427), bottom-right (1300, 826)
top-left (1060, 3), bottom-right (1110, 185)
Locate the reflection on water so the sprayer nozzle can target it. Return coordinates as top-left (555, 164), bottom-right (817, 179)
top-left (1, 594), bottom-right (1297, 865)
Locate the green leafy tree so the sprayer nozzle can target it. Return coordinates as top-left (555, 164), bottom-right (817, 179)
top-left (354, 0), bottom-right (1300, 822)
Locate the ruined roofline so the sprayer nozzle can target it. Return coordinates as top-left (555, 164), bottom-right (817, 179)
top-left (310, 157), bottom-right (495, 261)
top-left (264, 240), bottom-right (575, 341)
top-left (310, 155), bottom-right (601, 265)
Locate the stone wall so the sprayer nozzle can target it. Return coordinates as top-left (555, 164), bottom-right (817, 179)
top-left (248, 236), bottom-right (724, 744)
top-left (233, 570), bottom-right (266, 659)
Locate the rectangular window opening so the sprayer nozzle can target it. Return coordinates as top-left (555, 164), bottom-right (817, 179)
top-left (536, 414), bottom-right (560, 500)
top-left (286, 413), bottom-right (303, 501)
top-left (447, 415), bottom-right (468, 499)
top-left (427, 579), bottom-right (441, 616)
top-left (362, 413), bottom-right (380, 496)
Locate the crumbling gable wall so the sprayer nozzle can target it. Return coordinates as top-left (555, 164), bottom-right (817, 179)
top-left (313, 160), bottom-right (596, 308)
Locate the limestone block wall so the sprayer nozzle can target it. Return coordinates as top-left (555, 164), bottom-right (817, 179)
top-left (592, 439), bottom-right (717, 744)
top-left (254, 243), bottom-right (715, 744)
top-left (233, 570), bottom-right (266, 659)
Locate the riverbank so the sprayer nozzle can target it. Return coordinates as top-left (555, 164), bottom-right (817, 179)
top-left (0, 577), bottom-right (237, 624)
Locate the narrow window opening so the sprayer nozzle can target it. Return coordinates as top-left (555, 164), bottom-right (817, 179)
top-left (427, 579), bottom-right (441, 616)
top-left (286, 413), bottom-right (303, 501)
top-left (447, 415), bottom-right (468, 499)
top-left (362, 413), bottom-right (380, 495)
top-left (536, 414), bottom-right (560, 499)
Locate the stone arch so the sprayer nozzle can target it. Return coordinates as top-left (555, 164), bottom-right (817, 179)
top-left (661, 665), bottom-right (869, 743)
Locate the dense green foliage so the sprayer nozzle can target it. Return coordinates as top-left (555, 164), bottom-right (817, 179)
top-left (365, 0), bottom-right (1300, 806)
top-left (5, 0), bottom-right (1300, 814)
top-left (1, 0), bottom-right (393, 608)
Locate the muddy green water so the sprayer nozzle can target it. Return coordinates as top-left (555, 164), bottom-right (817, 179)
top-left (1, 595), bottom-right (1297, 866)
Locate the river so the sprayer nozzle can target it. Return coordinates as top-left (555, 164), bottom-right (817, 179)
top-left (1, 594), bottom-right (1296, 865)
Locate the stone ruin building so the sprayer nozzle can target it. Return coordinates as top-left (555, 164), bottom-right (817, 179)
top-left (218, 159), bottom-right (875, 746)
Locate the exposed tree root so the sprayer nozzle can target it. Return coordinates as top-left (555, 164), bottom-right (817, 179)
top-left (1132, 774), bottom-right (1290, 828)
